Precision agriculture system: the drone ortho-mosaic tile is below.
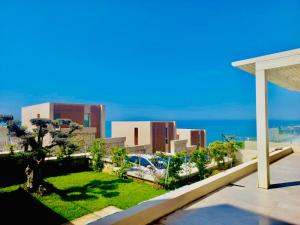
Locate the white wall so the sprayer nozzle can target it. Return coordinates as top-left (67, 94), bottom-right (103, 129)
top-left (177, 129), bottom-right (192, 146)
top-left (170, 139), bottom-right (188, 155)
top-left (111, 122), bottom-right (152, 147)
top-left (22, 103), bottom-right (52, 131)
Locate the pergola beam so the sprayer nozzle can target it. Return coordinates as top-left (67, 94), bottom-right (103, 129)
top-left (232, 48), bottom-right (300, 190)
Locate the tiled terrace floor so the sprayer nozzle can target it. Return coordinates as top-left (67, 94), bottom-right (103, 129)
top-left (155, 153), bottom-right (300, 225)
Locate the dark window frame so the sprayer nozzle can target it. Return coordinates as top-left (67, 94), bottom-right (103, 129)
top-left (134, 127), bottom-right (138, 145)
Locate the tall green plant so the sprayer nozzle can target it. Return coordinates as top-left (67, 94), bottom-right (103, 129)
top-left (111, 146), bottom-right (129, 178)
top-left (208, 141), bottom-right (226, 169)
top-left (88, 138), bottom-right (106, 172)
top-left (192, 148), bottom-right (210, 179)
top-left (156, 152), bottom-right (186, 189)
top-left (224, 140), bottom-right (241, 166)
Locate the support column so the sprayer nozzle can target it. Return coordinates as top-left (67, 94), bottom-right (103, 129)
top-left (256, 69), bottom-right (270, 189)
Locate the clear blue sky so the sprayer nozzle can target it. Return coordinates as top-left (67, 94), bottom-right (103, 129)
top-left (1, 0), bottom-right (300, 121)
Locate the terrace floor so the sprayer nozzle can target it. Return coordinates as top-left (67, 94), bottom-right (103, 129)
top-left (154, 152), bottom-right (300, 225)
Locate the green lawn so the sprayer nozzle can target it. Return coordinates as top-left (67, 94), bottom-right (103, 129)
top-left (0, 171), bottom-right (167, 221)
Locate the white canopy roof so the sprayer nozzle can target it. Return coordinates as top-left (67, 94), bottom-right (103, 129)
top-left (232, 48), bottom-right (300, 91)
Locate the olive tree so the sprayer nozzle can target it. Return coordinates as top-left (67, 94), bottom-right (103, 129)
top-left (0, 114), bottom-right (81, 193)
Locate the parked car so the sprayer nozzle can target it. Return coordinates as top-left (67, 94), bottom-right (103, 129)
top-left (128, 154), bottom-right (166, 176)
top-left (127, 154), bottom-right (198, 178)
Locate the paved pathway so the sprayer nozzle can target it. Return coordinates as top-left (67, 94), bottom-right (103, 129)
top-left (63, 206), bottom-right (122, 225)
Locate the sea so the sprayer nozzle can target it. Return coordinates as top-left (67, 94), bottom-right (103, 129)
top-left (105, 119), bottom-right (300, 144)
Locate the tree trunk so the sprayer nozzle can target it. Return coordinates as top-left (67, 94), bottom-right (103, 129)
top-left (24, 159), bottom-right (41, 192)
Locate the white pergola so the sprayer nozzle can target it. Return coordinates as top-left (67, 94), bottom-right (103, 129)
top-left (232, 48), bottom-right (300, 189)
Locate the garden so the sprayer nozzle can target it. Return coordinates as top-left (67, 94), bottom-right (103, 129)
top-left (0, 171), bottom-right (166, 223)
top-left (0, 114), bottom-right (243, 224)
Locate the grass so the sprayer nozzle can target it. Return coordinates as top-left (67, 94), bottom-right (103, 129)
top-left (0, 171), bottom-right (166, 221)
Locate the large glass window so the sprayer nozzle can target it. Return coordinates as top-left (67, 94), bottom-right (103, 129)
top-left (84, 113), bottom-right (90, 127)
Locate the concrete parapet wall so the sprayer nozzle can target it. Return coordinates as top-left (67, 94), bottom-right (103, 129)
top-left (126, 144), bottom-right (152, 154)
top-left (244, 140), bottom-right (300, 151)
top-left (89, 147), bottom-right (293, 225)
top-left (104, 137), bottom-right (126, 150)
top-left (186, 145), bottom-right (197, 152)
top-left (170, 139), bottom-right (188, 154)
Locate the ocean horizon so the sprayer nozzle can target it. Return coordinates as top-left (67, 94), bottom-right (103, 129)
top-left (105, 119), bottom-right (300, 144)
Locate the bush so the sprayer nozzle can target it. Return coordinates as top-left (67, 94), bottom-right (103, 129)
top-left (8, 144), bottom-right (15, 155)
top-left (156, 151), bottom-right (186, 188)
top-left (208, 141), bottom-right (227, 169)
top-left (223, 141), bottom-right (240, 166)
top-left (88, 138), bottom-right (106, 172)
top-left (192, 148), bottom-right (210, 180)
top-left (56, 136), bottom-right (82, 160)
top-left (110, 146), bottom-right (130, 178)
top-left (210, 169), bottom-right (222, 176)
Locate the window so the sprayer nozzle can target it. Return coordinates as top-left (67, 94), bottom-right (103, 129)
top-left (139, 158), bottom-right (151, 167)
top-left (84, 113), bottom-right (90, 127)
top-left (128, 156), bottom-right (139, 164)
top-left (151, 157), bottom-right (166, 169)
top-left (134, 127), bottom-right (138, 145)
top-left (54, 113), bottom-right (60, 119)
top-left (37, 114), bottom-right (40, 118)
top-left (165, 127), bottom-right (168, 144)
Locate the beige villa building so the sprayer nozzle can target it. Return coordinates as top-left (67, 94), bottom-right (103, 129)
top-left (112, 121), bottom-right (176, 153)
top-left (22, 102), bottom-right (105, 138)
top-left (22, 102), bottom-right (106, 150)
top-left (177, 128), bottom-right (206, 148)
top-left (112, 121), bottom-right (207, 153)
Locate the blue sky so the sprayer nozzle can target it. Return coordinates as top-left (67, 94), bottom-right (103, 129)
top-left (0, 0), bottom-right (300, 121)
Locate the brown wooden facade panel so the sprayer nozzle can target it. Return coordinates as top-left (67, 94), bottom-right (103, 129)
top-left (53, 104), bottom-right (84, 124)
top-left (151, 122), bottom-right (176, 153)
top-left (191, 130), bottom-right (200, 148)
top-left (191, 129), bottom-right (206, 148)
top-left (53, 103), bottom-right (103, 138)
top-left (200, 130), bottom-right (206, 148)
top-left (90, 105), bottom-right (102, 138)
top-left (151, 122), bottom-right (165, 152)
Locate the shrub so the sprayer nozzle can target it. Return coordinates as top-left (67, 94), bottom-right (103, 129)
top-left (8, 144), bottom-right (15, 155)
top-left (210, 169), bottom-right (222, 176)
top-left (111, 146), bottom-right (127, 166)
top-left (208, 141), bottom-right (227, 169)
top-left (111, 146), bottom-right (130, 178)
top-left (223, 141), bottom-right (240, 166)
top-left (156, 151), bottom-right (186, 188)
top-left (56, 136), bottom-right (82, 160)
top-left (191, 148), bottom-right (210, 179)
top-left (88, 138), bottom-right (106, 172)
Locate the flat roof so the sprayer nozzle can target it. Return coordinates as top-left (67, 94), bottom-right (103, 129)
top-left (232, 48), bottom-right (300, 91)
top-left (22, 102), bottom-right (104, 108)
top-left (111, 121), bottom-right (175, 123)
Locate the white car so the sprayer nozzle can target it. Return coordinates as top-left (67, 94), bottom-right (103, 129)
top-left (127, 154), bottom-right (198, 178)
top-left (128, 154), bottom-right (166, 177)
